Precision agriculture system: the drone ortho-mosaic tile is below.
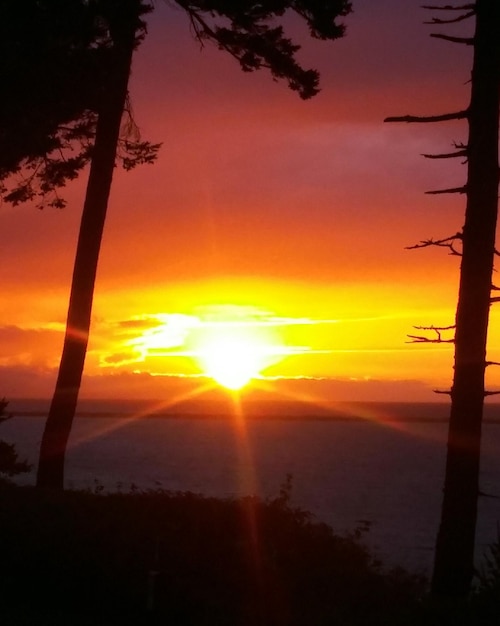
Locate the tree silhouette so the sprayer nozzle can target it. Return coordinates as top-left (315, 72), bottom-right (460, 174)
top-left (0, 0), bottom-right (157, 207)
top-left (386, 0), bottom-right (500, 598)
top-left (0, 0), bottom-right (102, 207)
top-left (36, 0), bottom-right (156, 489)
top-left (0, 398), bottom-right (31, 484)
top-left (35, 0), bottom-right (352, 489)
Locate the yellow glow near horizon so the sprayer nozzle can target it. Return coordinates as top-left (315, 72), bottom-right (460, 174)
top-left (90, 294), bottom-right (480, 394)
top-left (110, 304), bottom-right (330, 386)
top-left (195, 329), bottom-right (278, 390)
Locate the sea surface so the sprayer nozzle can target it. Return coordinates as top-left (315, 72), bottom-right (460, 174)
top-left (2, 399), bottom-right (500, 575)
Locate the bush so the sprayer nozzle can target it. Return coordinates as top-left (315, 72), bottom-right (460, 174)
top-left (470, 528), bottom-right (500, 624)
top-left (0, 398), bottom-right (31, 483)
top-left (0, 485), bottom-right (429, 626)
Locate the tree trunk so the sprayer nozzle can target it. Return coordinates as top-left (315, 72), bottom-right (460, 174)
top-left (36, 17), bottom-right (137, 489)
top-left (431, 0), bottom-right (500, 597)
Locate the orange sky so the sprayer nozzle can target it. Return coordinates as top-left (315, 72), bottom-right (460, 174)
top-left (2, 0), bottom-right (499, 402)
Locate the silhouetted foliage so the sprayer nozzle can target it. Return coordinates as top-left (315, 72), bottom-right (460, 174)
top-left (0, 399), bottom-right (31, 483)
top-left (0, 0), bottom-right (350, 209)
top-left (472, 531), bottom-right (500, 622)
top-left (174, 0), bottom-right (351, 99)
top-left (0, 486), bottom-right (429, 626)
top-left (0, 0), bottom-right (159, 209)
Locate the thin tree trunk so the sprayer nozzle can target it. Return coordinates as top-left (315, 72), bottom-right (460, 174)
top-left (36, 18), bottom-right (137, 489)
top-left (431, 0), bottom-right (500, 597)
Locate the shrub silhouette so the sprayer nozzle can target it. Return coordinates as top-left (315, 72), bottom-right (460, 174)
top-left (0, 486), bottom-right (429, 626)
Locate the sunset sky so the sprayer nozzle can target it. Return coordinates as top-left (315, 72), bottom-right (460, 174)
top-left (2, 0), bottom-right (499, 402)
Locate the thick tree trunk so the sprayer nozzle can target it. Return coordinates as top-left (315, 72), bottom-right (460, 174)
top-left (431, 0), bottom-right (500, 597)
top-left (36, 19), bottom-right (137, 489)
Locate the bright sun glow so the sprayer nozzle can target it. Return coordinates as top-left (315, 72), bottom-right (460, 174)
top-left (119, 306), bottom-right (317, 389)
top-left (196, 330), bottom-right (277, 390)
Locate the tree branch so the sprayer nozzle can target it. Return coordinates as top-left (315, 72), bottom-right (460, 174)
top-left (484, 390), bottom-right (500, 397)
top-left (485, 361), bottom-right (500, 367)
top-left (478, 490), bottom-right (500, 499)
top-left (434, 389), bottom-right (452, 395)
top-left (406, 233), bottom-right (463, 256)
top-left (425, 185), bottom-right (467, 195)
top-left (430, 33), bottom-right (474, 44)
top-left (384, 110), bottom-right (468, 123)
top-left (421, 149), bottom-right (468, 159)
top-left (407, 325), bottom-right (455, 343)
top-left (424, 10), bottom-right (475, 24)
top-left (421, 4), bottom-right (475, 10)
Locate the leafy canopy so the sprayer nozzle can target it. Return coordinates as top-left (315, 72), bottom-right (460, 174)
top-left (175, 0), bottom-right (351, 98)
top-left (0, 0), bottom-right (351, 207)
top-left (0, 0), bottom-right (157, 208)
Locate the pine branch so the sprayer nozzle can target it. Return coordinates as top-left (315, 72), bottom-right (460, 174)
top-left (430, 33), bottom-right (474, 44)
top-left (173, 0), bottom-right (351, 100)
top-left (384, 110), bottom-right (468, 123)
top-left (406, 233), bottom-right (463, 256)
top-left (425, 185), bottom-right (467, 195)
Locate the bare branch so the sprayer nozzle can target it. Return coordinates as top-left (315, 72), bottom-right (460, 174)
top-left (485, 361), bottom-right (500, 367)
top-left (421, 149), bottom-right (468, 159)
top-left (406, 233), bottom-right (463, 256)
top-left (424, 10), bottom-right (475, 24)
top-left (430, 33), bottom-right (474, 44)
top-left (384, 110), bottom-right (468, 123)
top-left (490, 297), bottom-right (500, 303)
top-left (484, 390), bottom-right (500, 397)
top-left (478, 490), bottom-right (500, 499)
top-left (434, 389), bottom-right (452, 395)
top-left (421, 4), bottom-right (475, 10)
top-left (407, 324), bottom-right (455, 343)
top-left (491, 284), bottom-right (500, 290)
top-left (425, 186), bottom-right (467, 195)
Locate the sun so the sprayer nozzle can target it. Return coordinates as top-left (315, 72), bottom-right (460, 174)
top-left (195, 329), bottom-right (278, 390)
top-left (118, 305), bottom-right (295, 389)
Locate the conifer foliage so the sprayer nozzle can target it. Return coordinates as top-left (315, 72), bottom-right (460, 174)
top-left (173, 1), bottom-right (351, 99)
top-left (0, 0), bottom-right (158, 209)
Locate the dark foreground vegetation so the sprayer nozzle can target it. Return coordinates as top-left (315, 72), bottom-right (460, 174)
top-left (0, 483), bottom-right (498, 626)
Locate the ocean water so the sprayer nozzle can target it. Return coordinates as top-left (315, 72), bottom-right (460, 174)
top-left (2, 400), bottom-right (500, 574)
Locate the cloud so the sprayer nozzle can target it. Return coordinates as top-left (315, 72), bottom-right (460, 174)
top-left (0, 325), bottom-right (62, 368)
top-left (101, 351), bottom-right (140, 366)
top-left (117, 318), bottom-right (163, 330)
top-left (96, 307), bottom-right (341, 378)
top-left (0, 364), bottom-right (56, 398)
